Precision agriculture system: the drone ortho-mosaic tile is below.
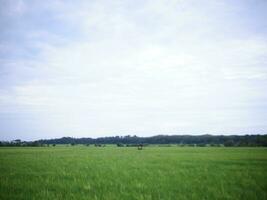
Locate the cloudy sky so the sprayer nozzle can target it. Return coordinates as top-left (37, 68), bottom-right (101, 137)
top-left (0, 0), bottom-right (267, 140)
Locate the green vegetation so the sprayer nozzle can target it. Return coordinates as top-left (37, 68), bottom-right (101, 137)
top-left (39, 134), bottom-right (267, 147)
top-left (0, 147), bottom-right (267, 200)
top-left (2, 134), bottom-right (267, 147)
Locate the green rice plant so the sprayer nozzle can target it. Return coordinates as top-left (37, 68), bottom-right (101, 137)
top-left (0, 147), bottom-right (266, 200)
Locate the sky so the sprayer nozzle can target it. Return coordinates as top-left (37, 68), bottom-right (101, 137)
top-left (0, 0), bottom-right (267, 141)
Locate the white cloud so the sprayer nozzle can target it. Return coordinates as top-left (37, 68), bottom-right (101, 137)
top-left (0, 0), bottom-right (267, 140)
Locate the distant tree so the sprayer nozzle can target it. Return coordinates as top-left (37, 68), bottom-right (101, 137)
top-left (196, 143), bottom-right (206, 147)
top-left (188, 144), bottom-right (195, 147)
top-left (30, 134), bottom-right (267, 147)
top-left (33, 141), bottom-right (40, 147)
top-left (52, 144), bottom-right (56, 147)
top-left (224, 140), bottom-right (234, 147)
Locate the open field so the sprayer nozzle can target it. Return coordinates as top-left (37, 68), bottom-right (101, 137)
top-left (0, 147), bottom-right (267, 200)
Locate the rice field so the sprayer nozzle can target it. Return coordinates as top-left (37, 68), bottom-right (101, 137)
top-left (0, 146), bottom-right (267, 200)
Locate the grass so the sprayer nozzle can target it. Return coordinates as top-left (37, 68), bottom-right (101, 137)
top-left (0, 146), bottom-right (267, 200)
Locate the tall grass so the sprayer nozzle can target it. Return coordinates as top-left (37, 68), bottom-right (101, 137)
top-left (0, 147), bottom-right (266, 200)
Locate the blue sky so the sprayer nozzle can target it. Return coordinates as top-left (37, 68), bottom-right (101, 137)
top-left (0, 0), bottom-right (267, 140)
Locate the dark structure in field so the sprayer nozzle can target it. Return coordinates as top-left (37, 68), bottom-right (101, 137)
top-left (138, 144), bottom-right (143, 150)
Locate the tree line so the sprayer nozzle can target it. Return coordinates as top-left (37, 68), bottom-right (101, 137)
top-left (1, 134), bottom-right (267, 147)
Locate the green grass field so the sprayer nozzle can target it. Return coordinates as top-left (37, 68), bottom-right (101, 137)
top-left (0, 147), bottom-right (267, 200)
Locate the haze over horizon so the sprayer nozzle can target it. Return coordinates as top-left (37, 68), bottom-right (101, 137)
top-left (1, 0), bottom-right (267, 141)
